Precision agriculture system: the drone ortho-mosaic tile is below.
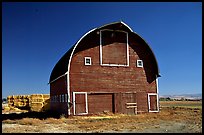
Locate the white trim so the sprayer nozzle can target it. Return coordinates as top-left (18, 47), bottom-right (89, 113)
top-left (97, 21), bottom-right (133, 32)
top-left (99, 30), bottom-right (129, 67)
top-left (156, 77), bottom-right (159, 112)
top-left (48, 72), bottom-right (67, 84)
top-left (84, 57), bottom-right (92, 66)
top-left (148, 93), bottom-right (159, 112)
top-left (73, 92), bottom-right (88, 115)
top-left (67, 28), bottom-right (96, 115)
top-left (137, 60), bottom-right (143, 67)
top-left (101, 64), bottom-right (129, 67)
top-left (127, 32), bottom-right (130, 67)
top-left (121, 21), bottom-right (133, 32)
top-left (100, 30), bottom-right (102, 65)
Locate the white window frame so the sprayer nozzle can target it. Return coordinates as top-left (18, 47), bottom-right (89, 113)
top-left (84, 57), bottom-right (92, 66)
top-left (137, 60), bottom-right (143, 67)
top-left (148, 93), bottom-right (159, 112)
top-left (99, 29), bottom-right (129, 67)
top-left (73, 92), bottom-right (88, 115)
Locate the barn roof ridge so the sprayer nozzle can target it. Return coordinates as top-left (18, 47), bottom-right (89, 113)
top-left (97, 21), bottom-right (133, 32)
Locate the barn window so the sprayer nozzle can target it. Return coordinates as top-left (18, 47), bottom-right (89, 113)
top-left (51, 96), bottom-right (53, 102)
top-left (65, 94), bottom-right (67, 102)
top-left (62, 94), bottom-right (64, 102)
top-left (85, 57), bottom-right (92, 65)
top-left (100, 30), bottom-right (129, 66)
top-left (137, 60), bottom-right (143, 67)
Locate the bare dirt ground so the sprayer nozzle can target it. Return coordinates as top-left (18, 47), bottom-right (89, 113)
top-left (2, 101), bottom-right (202, 133)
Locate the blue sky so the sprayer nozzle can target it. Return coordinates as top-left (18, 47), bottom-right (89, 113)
top-left (2, 2), bottom-right (202, 98)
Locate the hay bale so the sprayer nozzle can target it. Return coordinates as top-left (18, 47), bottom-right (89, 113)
top-left (30, 94), bottom-right (45, 103)
top-left (42, 94), bottom-right (50, 99)
top-left (30, 98), bottom-right (44, 103)
top-left (4, 106), bottom-right (10, 111)
top-left (30, 102), bottom-right (44, 112)
top-left (7, 94), bottom-right (50, 112)
top-left (30, 94), bottom-right (43, 99)
top-left (13, 107), bottom-right (21, 111)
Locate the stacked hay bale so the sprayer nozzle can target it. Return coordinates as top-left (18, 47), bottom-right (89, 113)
top-left (6, 94), bottom-right (50, 112)
top-left (7, 95), bottom-right (14, 107)
top-left (13, 95), bottom-right (30, 108)
top-left (6, 95), bottom-right (28, 113)
top-left (29, 94), bottom-right (50, 112)
top-left (41, 94), bottom-right (50, 112)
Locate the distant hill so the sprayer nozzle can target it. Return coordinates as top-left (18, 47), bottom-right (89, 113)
top-left (159, 93), bottom-right (202, 100)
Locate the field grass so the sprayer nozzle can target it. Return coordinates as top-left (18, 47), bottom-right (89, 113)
top-left (160, 101), bottom-right (202, 109)
top-left (2, 101), bottom-right (202, 133)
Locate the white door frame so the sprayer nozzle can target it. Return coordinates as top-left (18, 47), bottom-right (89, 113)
top-left (148, 93), bottom-right (159, 112)
top-left (73, 92), bottom-right (88, 115)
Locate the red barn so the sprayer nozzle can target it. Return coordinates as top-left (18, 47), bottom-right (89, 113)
top-left (49, 21), bottom-right (161, 117)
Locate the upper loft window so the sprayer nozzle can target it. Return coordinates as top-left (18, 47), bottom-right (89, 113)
top-left (85, 57), bottom-right (92, 65)
top-left (100, 30), bottom-right (129, 67)
top-left (137, 60), bottom-right (143, 67)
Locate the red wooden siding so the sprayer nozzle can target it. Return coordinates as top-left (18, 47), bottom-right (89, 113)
top-left (75, 94), bottom-right (86, 114)
top-left (88, 93), bottom-right (113, 114)
top-left (149, 95), bottom-right (158, 111)
top-left (50, 22), bottom-right (160, 116)
top-left (50, 76), bottom-right (68, 115)
top-left (102, 31), bottom-right (127, 65)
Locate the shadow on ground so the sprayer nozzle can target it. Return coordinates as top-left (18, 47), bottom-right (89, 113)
top-left (2, 110), bottom-right (61, 120)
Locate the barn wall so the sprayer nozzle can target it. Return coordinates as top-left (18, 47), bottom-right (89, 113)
top-left (69, 32), bottom-right (157, 114)
top-left (87, 93), bottom-right (114, 114)
top-left (50, 76), bottom-right (68, 116)
top-left (70, 33), bottom-right (157, 93)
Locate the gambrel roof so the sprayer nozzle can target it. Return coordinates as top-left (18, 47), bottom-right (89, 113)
top-left (49, 21), bottom-right (160, 83)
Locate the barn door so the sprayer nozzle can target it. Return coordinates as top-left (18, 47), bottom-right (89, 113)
top-left (148, 93), bottom-right (159, 112)
top-left (73, 92), bottom-right (88, 115)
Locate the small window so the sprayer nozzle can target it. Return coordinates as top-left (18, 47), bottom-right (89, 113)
top-left (85, 57), bottom-right (91, 65)
top-left (51, 96), bottom-right (53, 102)
top-left (137, 60), bottom-right (143, 67)
top-left (65, 94), bottom-right (67, 103)
top-left (59, 95), bottom-right (61, 103)
top-left (62, 94), bottom-right (64, 102)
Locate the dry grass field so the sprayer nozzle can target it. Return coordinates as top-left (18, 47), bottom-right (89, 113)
top-left (2, 101), bottom-right (202, 133)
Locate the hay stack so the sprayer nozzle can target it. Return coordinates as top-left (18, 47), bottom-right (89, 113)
top-left (12, 95), bottom-right (30, 108)
top-left (7, 94), bottom-right (50, 112)
top-left (7, 95), bottom-right (14, 107)
top-left (4, 106), bottom-right (10, 111)
top-left (29, 94), bottom-right (50, 112)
